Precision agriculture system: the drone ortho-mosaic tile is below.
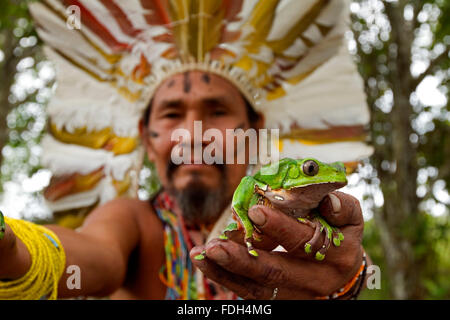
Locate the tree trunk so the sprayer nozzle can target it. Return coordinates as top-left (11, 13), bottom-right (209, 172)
top-left (371, 1), bottom-right (424, 299)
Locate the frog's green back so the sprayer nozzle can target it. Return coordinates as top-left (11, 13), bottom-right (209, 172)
top-left (254, 158), bottom-right (347, 190)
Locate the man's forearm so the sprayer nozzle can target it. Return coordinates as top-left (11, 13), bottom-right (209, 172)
top-left (46, 225), bottom-right (127, 298)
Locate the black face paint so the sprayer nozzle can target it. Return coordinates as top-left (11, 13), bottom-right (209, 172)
top-left (201, 73), bottom-right (211, 84)
top-left (183, 71), bottom-right (191, 93)
top-left (167, 79), bottom-right (175, 88)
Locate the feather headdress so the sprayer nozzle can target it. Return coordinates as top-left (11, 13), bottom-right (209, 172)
top-left (29, 0), bottom-right (373, 222)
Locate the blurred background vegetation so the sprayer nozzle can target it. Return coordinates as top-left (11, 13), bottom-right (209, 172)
top-left (0, 0), bottom-right (448, 299)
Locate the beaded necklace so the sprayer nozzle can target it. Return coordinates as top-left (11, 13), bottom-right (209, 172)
top-left (154, 192), bottom-right (237, 300)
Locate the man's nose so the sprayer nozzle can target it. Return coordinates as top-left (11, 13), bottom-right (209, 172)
top-left (183, 113), bottom-right (209, 147)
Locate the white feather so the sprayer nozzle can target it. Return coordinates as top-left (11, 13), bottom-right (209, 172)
top-left (261, 46), bottom-right (369, 131)
top-left (79, 0), bottom-right (136, 45)
top-left (302, 24), bottom-right (323, 45)
top-left (283, 38), bottom-right (308, 58)
top-left (280, 140), bottom-right (374, 164)
top-left (45, 181), bottom-right (104, 212)
top-left (29, 2), bottom-right (114, 76)
top-left (266, 0), bottom-right (318, 42)
top-left (44, 52), bottom-right (142, 137)
top-left (112, 0), bottom-right (151, 30)
top-left (41, 135), bottom-right (140, 181)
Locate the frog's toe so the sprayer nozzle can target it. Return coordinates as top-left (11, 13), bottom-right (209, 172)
top-left (331, 228), bottom-right (344, 247)
top-left (333, 237), bottom-right (341, 246)
top-left (194, 251), bottom-right (206, 261)
top-left (246, 240), bottom-right (258, 257)
top-left (315, 252), bottom-right (325, 261)
top-left (304, 243), bottom-right (312, 254)
top-left (297, 217), bottom-right (315, 228)
top-left (304, 219), bottom-right (322, 254)
top-left (253, 230), bottom-right (263, 242)
top-left (224, 222), bottom-right (238, 232)
top-left (219, 233), bottom-right (228, 240)
top-left (303, 217), bottom-right (335, 260)
top-left (315, 241), bottom-right (330, 261)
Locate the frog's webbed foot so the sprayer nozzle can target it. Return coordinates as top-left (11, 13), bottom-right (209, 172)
top-left (194, 250), bottom-right (206, 261)
top-left (245, 237), bottom-right (259, 257)
top-left (218, 222), bottom-right (239, 240)
top-left (298, 215), bottom-right (344, 261)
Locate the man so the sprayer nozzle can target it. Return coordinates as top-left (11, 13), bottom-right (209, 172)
top-left (0, 70), bottom-right (366, 300)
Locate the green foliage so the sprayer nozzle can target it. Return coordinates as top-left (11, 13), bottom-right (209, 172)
top-left (0, 0), bottom-right (53, 211)
top-left (360, 220), bottom-right (391, 299)
top-left (361, 213), bottom-right (450, 300)
top-left (139, 155), bottom-right (162, 199)
top-left (420, 213), bottom-right (450, 299)
top-left (0, 0), bottom-right (35, 30)
top-left (0, 98), bottom-right (50, 187)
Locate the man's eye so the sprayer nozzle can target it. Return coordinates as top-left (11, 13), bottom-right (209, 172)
top-left (163, 112), bottom-right (181, 119)
top-left (212, 109), bottom-right (227, 117)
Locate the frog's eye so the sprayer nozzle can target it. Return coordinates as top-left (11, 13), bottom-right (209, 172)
top-left (303, 160), bottom-right (319, 176)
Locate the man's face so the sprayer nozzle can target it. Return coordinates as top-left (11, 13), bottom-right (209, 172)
top-left (140, 71), bottom-right (260, 226)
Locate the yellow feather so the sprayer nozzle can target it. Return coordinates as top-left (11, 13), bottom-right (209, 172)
top-left (168, 0), bottom-right (191, 60)
top-left (268, 0), bottom-right (329, 54)
top-left (242, 0), bottom-right (280, 51)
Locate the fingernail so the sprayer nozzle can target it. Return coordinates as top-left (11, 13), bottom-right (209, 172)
top-left (208, 245), bottom-right (229, 263)
top-left (329, 193), bottom-right (341, 213)
top-left (248, 208), bottom-right (266, 226)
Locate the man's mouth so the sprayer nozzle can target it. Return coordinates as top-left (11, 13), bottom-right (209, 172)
top-left (179, 163), bottom-right (212, 169)
top-left (167, 159), bottom-right (225, 181)
top-left (176, 163), bottom-right (224, 175)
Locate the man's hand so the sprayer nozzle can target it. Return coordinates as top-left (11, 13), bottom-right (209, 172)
top-left (190, 191), bottom-right (365, 299)
top-left (0, 219), bottom-right (32, 280)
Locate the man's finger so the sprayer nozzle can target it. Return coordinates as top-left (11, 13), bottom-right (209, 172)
top-left (189, 246), bottom-right (273, 300)
top-left (197, 239), bottom-right (350, 298)
top-left (318, 191), bottom-right (364, 227)
top-left (224, 229), bottom-right (279, 252)
top-left (204, 239), bottom-right (289, 288)
top-left (247, 205), bottom-right (317, 256)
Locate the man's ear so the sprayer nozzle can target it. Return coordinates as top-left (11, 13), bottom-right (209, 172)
top-left (138, 118), bottom-right (156, 162)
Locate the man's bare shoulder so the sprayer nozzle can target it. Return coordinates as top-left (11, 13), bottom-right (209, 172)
top-left (85, 197), bottom-right (156, 218)
top-left (112, 197), bottom-right (162, 226)
top-left (81, 196), bottom-right (162, 243)
top-left (100, 197), bottom-right (156, 214)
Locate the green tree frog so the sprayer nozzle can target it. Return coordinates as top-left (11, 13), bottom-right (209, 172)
top-left (195, 158), bottom-right (348, 261)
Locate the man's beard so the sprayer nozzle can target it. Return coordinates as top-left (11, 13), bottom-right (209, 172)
top-left (166, 162), bottom-right (229, 227)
